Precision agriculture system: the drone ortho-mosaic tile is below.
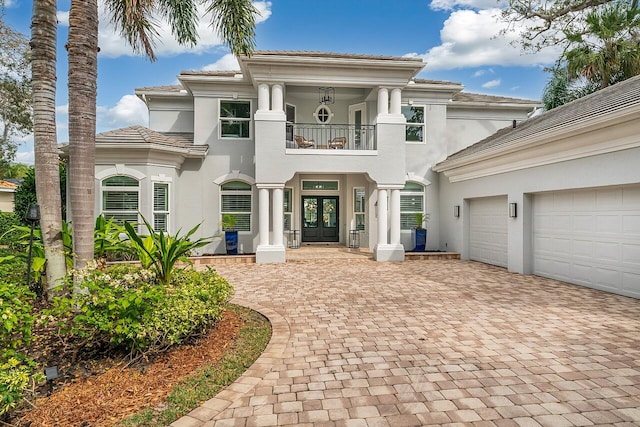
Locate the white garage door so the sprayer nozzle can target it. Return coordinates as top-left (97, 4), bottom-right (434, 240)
top-left (469, 196), bottom-right (508, 267)
top-left (533, 185), bottom-right (640, 299)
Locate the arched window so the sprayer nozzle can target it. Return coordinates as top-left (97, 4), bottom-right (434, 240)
top-left (400, 182), bottom-right (425, 230)
top-left (101, 175), bottom-right (139, 224)
top-left (220, 181), bottom-right (252, 231)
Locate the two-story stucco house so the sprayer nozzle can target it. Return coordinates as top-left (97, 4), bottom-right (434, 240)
top-left (93, 51), bottom-right (538, 264)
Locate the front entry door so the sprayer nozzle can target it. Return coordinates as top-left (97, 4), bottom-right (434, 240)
top-left (302, 196), bottom-right (339, 242)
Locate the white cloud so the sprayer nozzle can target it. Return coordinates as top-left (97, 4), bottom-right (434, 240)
top-left (57, 10), bottom-right (69, 26)
top-left (4, 0), bottom-right (17, 8)
top-left (430, 0), bottom-right (505, 11)
top-left (16, 150), bottom-right (34, 165)
top-left (202, 53), bottom-right (240, 71)
top-left (411, 8), bottom-right (561, 71)
top-left (482, 79), bottom-right (501, 88)
top-left (91, 0), bottom-right (272, 58)
top-left (56, 104), bottom-right (69, 115)
top-left (473, 68), bottom-right (494, 77)
top-left (98, 94), bottom-right (148, 130)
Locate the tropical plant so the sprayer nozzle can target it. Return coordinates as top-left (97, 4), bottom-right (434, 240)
top-left (414, 212), bottom-right (430, 229)
top-left (123, 215), bottom-right (212, 286)
top-left (30, 0), bottom-right (67, 297)
top-left (93, 214), bottom-right (127, 261)
top-left (565, 1), bottom-right (640, 90)
top-left (221, 213), bottom-right (237, 231)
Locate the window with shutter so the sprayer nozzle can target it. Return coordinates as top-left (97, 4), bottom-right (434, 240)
top-left (400, 182), bottom-right (425, 230)
top-left (101, 175), bottom-right (140, 225)
top-left (153, 183), bottom-right (169, 231)
top-left (220, 181), bottom-right (252, 231)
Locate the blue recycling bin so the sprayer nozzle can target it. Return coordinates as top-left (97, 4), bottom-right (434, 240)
top-left (225, 230), bottom-right (238, 255)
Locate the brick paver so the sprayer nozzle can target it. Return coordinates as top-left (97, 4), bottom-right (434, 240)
top-left (172, 259), bottom-right (640, 426)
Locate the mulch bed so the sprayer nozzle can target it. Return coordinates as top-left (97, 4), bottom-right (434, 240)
top-left (18, 309), bottom-right (242, 427)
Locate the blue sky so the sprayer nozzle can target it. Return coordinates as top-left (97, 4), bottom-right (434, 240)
top-left (4, 0), bottom-right (560, 164)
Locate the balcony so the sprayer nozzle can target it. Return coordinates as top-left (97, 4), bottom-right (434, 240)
top-left (286, 123), bottom-right (377, 150)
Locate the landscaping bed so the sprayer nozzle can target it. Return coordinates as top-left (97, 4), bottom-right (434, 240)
top-left (12, 304), bottom-right (271, 426)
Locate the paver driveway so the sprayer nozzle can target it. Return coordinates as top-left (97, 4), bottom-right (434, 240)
top-left (174, 259), bottom-right (640, 427)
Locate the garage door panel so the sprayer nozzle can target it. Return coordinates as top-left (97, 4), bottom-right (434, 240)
top-left (469, 196), bottom-right (508, 268)
top-left (533, 185), bottom-right (640, 299)
top-left (623, 215), bottom-right (640, 234)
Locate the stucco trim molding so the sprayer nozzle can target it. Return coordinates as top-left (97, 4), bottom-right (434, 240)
top-left (405, 172), bottom-right (432, 187)
top-left (213, 171), bottom-right (256, 185)
top-left (96, 165), bottom-right (146, 181)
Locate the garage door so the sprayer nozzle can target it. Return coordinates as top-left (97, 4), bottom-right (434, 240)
top-left (469, 196), bottom-right (508, 267)
top-left (533, 186), bottom-right (640, 298)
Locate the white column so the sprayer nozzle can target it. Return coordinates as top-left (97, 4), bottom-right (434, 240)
top-left (390, 88), bottom-right (402, 115)
top-left (377, 188), bottom-right (388, 245)
top-left (390, 189), bottom-right (401, 245)
top-left (271, 84), bottom-right (283, 112)
top-left (272, 187), bottom-right (284, 246)
top-left (259, 188), bottom-right (270, 246)
top-left (377, 87), bottom-right (389, 116)
top-left (257, 83), bottom-right (270, 111)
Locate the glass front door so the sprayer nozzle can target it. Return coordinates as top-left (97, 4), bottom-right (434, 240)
top-left (302, 196), bottom-right (339, 242)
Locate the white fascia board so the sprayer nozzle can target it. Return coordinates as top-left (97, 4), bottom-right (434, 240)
top-left (449, 101), bottom-right (540, 110)
top-left (434, 108), bottom-right (640, 180)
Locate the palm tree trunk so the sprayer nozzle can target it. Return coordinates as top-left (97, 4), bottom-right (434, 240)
top-left (68, 0), bottom-right (98, 271)
top-left (31, 0), bottom-right (67, 296)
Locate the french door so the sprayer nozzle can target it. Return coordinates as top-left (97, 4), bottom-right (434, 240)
top-left (301, 196), bottom-right (339, 242)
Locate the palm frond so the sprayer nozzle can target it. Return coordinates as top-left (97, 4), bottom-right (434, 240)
top-left (205, 0), bottom-right (257, 56)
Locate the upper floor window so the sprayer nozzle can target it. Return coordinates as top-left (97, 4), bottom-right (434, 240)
top-left (101, 175), bottom-right (139, 225)
top-left (220, 100), bottom-right (251, 139)
top-left (220, 181), bottom-right (252, 231)
top-left (402, 105), bottom-right (424, 142)
top-left (314, 105), bottom-right (333, 124)
top-left (400, 182), bottom-right (425, 230)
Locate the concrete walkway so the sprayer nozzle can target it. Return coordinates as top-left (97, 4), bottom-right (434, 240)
top-left (172, 259), bottom-right (640, 427)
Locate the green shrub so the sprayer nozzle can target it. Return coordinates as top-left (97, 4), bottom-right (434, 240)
top-left (0, 282), bottom-right (35, 358)
top-left (46, 264), bottom-right (233, 354)
top-left (0, 212), bottom-right (19, 246)
top-left (0, 356), bottom-right (42, 417)
top-left (0, 282), bottom-right (40, 418)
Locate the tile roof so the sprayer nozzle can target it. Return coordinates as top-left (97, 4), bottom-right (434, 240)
top-left (0, 180), bottom-right (18, 190)
top-left (135, 85), bottom-right (183, 92)
top-left (180, 70), bottom-right (241, 76)
top-left (96, 126), bottom-right (201, 151)
top-left (413, 78), bottom-right (460, 86)
top-left (442, 75), bottom-right (640, 163)
top-left (247, 50), bottom-right (424, 62)
top-left (452, 92), bottom-right (539, 105)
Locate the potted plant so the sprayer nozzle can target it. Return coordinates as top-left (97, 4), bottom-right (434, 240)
top-left (412, 212), bottom-right (429, 252)
top-left (221, 214), bottom-right (238, 255)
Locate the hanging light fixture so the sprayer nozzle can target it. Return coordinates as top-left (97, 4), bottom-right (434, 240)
top-left (319, 87), bottom-right (335, 105)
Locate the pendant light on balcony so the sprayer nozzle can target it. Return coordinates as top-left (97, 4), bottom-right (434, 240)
top-left (319, 87), bottom-right (335, 105)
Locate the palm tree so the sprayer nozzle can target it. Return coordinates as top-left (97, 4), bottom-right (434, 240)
top-left (31, 0), bottom-right (67, 296)
top-left (67, 0), bottom-right (257, 270)
top-left (565, 0), bottom-right (640, 89)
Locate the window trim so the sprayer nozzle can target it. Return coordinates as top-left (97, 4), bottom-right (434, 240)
top-left (220, 180), bottom-right (253, 233)
top-left (400, 181), bottom-right (425, 230)
top-left (219, 99), bottom-right (252, 140)
top-left (100, 175), bottom-right (140, 226)
top-left (402, 104), bottom-right (425, 144)
top-left (313, 104), bottom-right (333, 124)
top-left (301, 180), bottom-right (340, 191)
